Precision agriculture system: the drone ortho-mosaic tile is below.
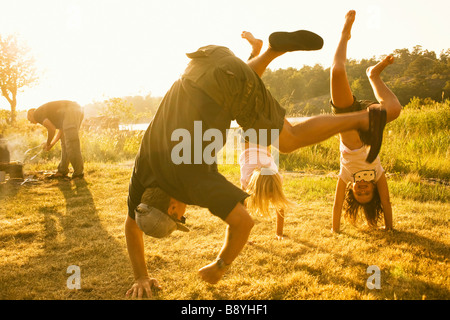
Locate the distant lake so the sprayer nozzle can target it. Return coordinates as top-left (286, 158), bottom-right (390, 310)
top-left (119, 117), bottom-right (306, 131)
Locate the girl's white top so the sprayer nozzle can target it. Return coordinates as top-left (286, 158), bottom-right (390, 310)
top-left (239, 146), bottom-right (279, 190)
top-left (339, 140), bottom-right (384, 184)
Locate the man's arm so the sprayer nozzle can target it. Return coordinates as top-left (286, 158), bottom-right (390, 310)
top-left (41, 119), bottom-right (61, 151)
top-left (125, 215), bottom-right (161, 298)
top-left (332, 178), bottom-right (346, 233)
top-left (198, 202), bottom-right (254, 284)
top-left (376, 173), bottom-right (393, 231)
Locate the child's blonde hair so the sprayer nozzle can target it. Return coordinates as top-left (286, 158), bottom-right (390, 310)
top-left (244, 168), bottom-right (291, 217)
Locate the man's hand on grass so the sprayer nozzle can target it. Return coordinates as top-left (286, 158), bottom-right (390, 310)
top-left (126, 276), bottom-right (161, 299)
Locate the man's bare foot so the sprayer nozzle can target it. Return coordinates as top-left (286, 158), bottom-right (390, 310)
top-left (241, 31), bottom-right (263, 56)
top-left (342, 10), bottom-right (356, 40)
top-left (366, 55), bottom-right (394, 78)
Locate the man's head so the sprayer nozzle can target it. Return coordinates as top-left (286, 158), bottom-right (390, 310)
top-left (135, 187), bottom-right (188, 238)
top-left (27, 109), bottom-right (37, 124)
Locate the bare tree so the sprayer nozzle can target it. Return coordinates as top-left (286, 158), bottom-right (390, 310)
top-left (0, 34), bottom-right (38, 123)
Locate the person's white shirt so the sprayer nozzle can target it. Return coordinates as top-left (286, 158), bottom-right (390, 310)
top-left (239, 144), bottom-right (279, 189)
top-left (339, 140), bottom-right (384, 184)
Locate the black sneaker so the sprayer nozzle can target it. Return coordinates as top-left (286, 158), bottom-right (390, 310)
top-left (48, 172), bottom-right (69, 180)
top-left (71, 173), bottom-right (84, 180)
top-left (269, 30), bottom-right (323, 52)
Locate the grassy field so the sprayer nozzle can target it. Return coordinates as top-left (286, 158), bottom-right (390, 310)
top-left (1, 160), bottom-right (448, 300)
top-left (1, 100), bottom-right (448, 300)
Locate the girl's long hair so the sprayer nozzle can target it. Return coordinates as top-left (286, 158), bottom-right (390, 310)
top-left (343, 182), bottom-right (383, 227)
top-left (244, 168), bottom-right (291, 217)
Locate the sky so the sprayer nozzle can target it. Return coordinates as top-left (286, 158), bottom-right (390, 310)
top-left (1, 0), bottom-right (449, 110)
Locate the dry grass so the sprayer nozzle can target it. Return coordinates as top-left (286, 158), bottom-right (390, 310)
top-left (0, 162), bottom-right (448, 300)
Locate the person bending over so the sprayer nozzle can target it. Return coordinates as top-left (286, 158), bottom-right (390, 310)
top-left (27, 100), bottom-right (84, 180)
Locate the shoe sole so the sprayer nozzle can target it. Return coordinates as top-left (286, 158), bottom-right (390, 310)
top-left (269, 30), bottom-right (323, 52)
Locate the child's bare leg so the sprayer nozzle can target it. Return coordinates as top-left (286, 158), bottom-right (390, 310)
top-left (330, 10), bottom-right (356, 108)
top-left (241, 30), bottom-right (285, 77)
top-left (246, 48), bottom-right (285, 77)
top-left (330, 10), bottom-right (362, 149)
top-left (366, 56), bottom-right (402, 123)
top-left (242, 31), bottom-right (263, 60)
top-left (245, 29), bottom-right (323, 77)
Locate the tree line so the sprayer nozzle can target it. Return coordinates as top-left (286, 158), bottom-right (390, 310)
top-left (0, 34), bottom-right (37, 123)
top-left (90, 45), bottom-right (450, 123)
top-left (261, 45), bottom-right (450, 116)
top-left (83, 94), bottom-right (162, 124)
top-left (1, 31), bottom-right (449, 123)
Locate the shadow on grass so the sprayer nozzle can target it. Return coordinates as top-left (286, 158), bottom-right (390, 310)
top-left (54, 178), bottom-right (131, 298)
top-left (304, 229), bottom-right (449, 299)
top-left (245, 229), bottom-right (449, 299)
top-left (375, 229), bottom-right (450, 299)
top-left (1, 177), bottom-right (131, 299)
top-left (0, 181), bottom-right (20, 202)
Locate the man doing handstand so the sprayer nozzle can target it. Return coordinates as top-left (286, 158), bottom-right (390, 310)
top-left (125, 29), bottom-right (388, 298)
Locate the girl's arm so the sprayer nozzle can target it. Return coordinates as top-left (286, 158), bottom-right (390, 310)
top-left (276, 209), bottom-right (284, 240)
top-left (376, 172), bottom-right (393, 230)
top-left (332, 178), bottom-right (346, 233)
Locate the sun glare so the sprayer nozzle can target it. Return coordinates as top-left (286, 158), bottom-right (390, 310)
top-left (0, 0), bottom-right (449, 111)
